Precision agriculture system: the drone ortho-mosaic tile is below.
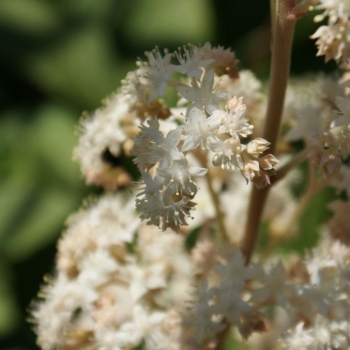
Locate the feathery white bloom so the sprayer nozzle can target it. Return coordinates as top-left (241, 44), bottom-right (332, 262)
top-left (131, 118), bottom-right (182, 169)
top-left (200, 42), bottom-right (239, 78)
top-left (176, 70), bottom-right (230, 115)
top-left (209, 97), bottom-right (252, 138)
top-left (211, 250), bottom-right (256, 324)
top-left (308, 0), bottom-right (350, 63)
top-left (33, 188), bottom-right (193, 350)
top-left (250, 262), bottom-right (293, 308)
top-left (157, 157), bottom-right (207, 197)
top-left (142, 49), bottom-right (174, 102)
top-left (281, 322), bottom-right (315, 349)
top-left (181, 106), bottom-right (219, 152)
top-left (181, 280), bottom-right (225, 346)
top-left (313, 0), bottom-right (350, 24)
top-left (74, 93), bottom-right (137, 189)
top-left (281, 316), bottom-right (350, 350)
top-left (174, 44), bottom-right (214, 81)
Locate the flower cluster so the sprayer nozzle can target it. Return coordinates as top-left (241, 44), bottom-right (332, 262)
top-left (74, 94), bottom-right (140, 189)
top-left (309, 0), bottom-right (350, 62)
top-left (32, 193), bottom-right (193, 350)
top-left (282, 73), bottom-right (350, 178)
top-left (31, 8), bottom-right (350, 346)
top-left (309, 94), bottom-right (350, 177)
top-left (125, 44), bottom-right (278, 231)
top-left (32, 182), bottom-right (350, 350)
top-left (183, 236), bottom-right (350, 349)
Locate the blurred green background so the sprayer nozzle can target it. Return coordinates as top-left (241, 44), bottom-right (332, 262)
top-left (0, 0), bottom-right (335, 348)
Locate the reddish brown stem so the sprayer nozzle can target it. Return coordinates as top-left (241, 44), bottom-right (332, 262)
top-left (241, 0), bottom-right (297, 264)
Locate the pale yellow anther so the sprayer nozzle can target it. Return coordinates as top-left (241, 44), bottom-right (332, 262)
top-left (314, 14), bottom-right (324, 23)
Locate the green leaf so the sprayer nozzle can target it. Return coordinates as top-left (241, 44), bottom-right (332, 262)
top-left (30, 104), bottom-right (82, 186)
top-left (25, 27), bottom-right (124, 109)
top-left (0, 0), bottom-right (60, 35)
top-left (280, 187), bottom-right (335, 254)
top-left (123, 0), bottom-right (214, 46)
top-left (0, 178), bottom-right (35, 245)
top-left (290, 187), bottom-right (334, 251)
top-left (4, 188), bottom-right (81, 262)
top-left (0, 261), bottom-right (20, 337)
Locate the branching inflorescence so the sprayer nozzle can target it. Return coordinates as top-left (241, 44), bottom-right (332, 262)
top-left (31, 1), bottom-right (350, 349)
top-left (126, 44), bottom-right (278, 231)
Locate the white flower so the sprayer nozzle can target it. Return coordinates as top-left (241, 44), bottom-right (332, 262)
top-left (210, 136), bottom-right (244, 170)
top-left (74, 93), bottom-right (136, 189)
top-left (212, 288), bottom-right (252, 326)
top-left (142, 49), bottom-right (174, 102)
top-left (313, 0), bottom-right (350, 24)
top-left (95, 322), bottom-right (142, 350)
top-left (129, 264), bottom-right (168, 301)
top-left (181, 107), bottom-right (219, 152)
top-left (214, 249), bottom-right (258, 290)
top-left (132, 118), bottom-right (183, 168)
top-left (200, 42), bottom-right (239, 78)
top-left (311, 22), bottom-right (350, 62)
top-left (282, 322), bottom-right (315, 350)
top-left (77, 250), bottom-right (120, 288)
top-left (174, 44), bottom-right (214, 81)
top-left (246, 138), bottom-right (271, 156)
top-left (176, 69), bottom-right (230, 115)
top-left (132, 305), bottom-right (168, 349)
top-left (298, 282), bottom-right (336, 315)
top-left (136, 191), bottom-right (196, 232)
top-left (208, 98), bottom-right (253, 138)
top-left (284, 106), bottom-right (325, 142)
top-left (183, 280), bottom-right (225, 345)
top-left (250, 262), bottom-right (292, 308)
top-left (137, 170), bottom-right (165, 197)
top-left (157, 157), bottom-right (207, 196)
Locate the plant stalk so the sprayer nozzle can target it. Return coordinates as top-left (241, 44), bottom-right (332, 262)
top-left (241, 0), bottom-right (297, 264)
